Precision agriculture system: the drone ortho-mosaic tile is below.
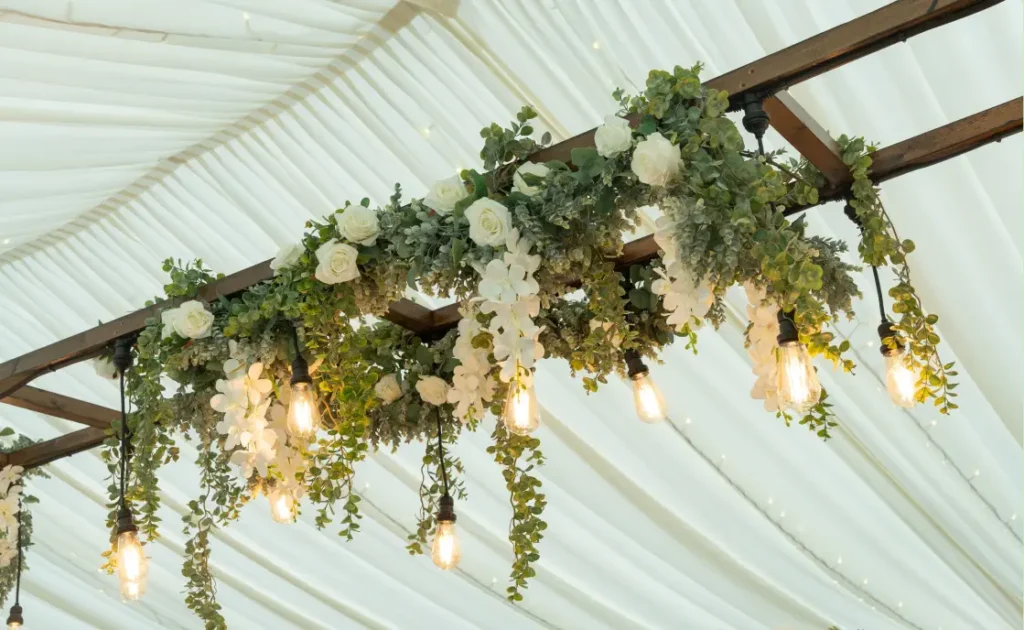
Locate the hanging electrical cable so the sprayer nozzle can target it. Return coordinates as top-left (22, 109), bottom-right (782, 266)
top-left (112, 336), bottom-right (148, 602)
top-left (430, 413), bottom-right (460, 571)
top-left (5, 495), bottom-right (24, 630)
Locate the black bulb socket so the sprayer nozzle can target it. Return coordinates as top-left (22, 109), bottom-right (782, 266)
top-left (6, 604), bottom-right (23, 626)
top-left (741, 93), bottom-right (770, 140)
top-left (623, 349), bottom-right (649, 380)
top-left (112, 336), bottom-right (134, 374)
top-left (290, 353), bottom-right (311, 386)
top-left (776, 310), bottom-right (800, 345)
top-left (436, 494), bottom-right (456, 523)
top-left (116, 505), bottom-right (138, 536)
top-left (877, 320), bottom-right (904, 357)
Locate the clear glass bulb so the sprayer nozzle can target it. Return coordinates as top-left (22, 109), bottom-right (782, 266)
top-left (631, 372), bottom-right (666, 423)
top-left (775, 341), bottom-right (821, 413)
top-left (503, 380), bottom-right (540, 436)
top-left (431, 520), bottom-right (460, 570)
top-left (268, 487), bottom-right (296, 524)
top-left (116, 530), bottom-right (148, 602)
top-left (7, 622), bottom-right (19, 629)
top-left (287, 381), bottom-right (321, 438)
top-left (885, 347), bottom-right (918, 408)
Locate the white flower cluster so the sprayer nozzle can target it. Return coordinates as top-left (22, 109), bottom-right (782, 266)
top-left (0, 465), bottom-right (23, 568)
top-left (160, 300), bottom-right (215, 340)
top-left (744, 282), bottom-right (780, 412)
top-left (651, 217), bottom-right (712, 331)
top-left (446, 303), bottom-right (497, 423)
top-left (210, 360), bottom-right (278, 479)
top-left (478, 229), bottom-right (545, 384)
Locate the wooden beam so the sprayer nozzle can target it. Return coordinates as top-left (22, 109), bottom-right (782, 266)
top-left (0, 428), bottom-right (107, 470)
top-left (710, 0), bottom-right (1004, 97)
top-left (763, 92), bottom-right (848, 186)
top-left (2, 386), bottom-right (118, 429)
top-left (870, 97), bottom-right (1022, 183)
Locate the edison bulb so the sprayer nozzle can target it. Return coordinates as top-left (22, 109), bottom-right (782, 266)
top-left (631, 372), bottom-right (666, 423)
top-left (884, 347), bottom-right (918, 408)
top-left (287, 381), bottom-right (321, 438)
top-left (431, 520), bottom-right (461, 570)
top-left (775, 341), bottom-right (821, 413)
top-left (269, 487), bottom-right (297, 524)
top-left (503, 381), bottom-right (540, 436)
top-left (116, 530), bottom-right (148, 601)
top-left (7, 622), bottom-right (19, 629)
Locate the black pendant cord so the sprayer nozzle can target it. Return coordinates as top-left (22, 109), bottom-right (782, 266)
top-left (434, 413), bottom-right (450, 497)
top-left (118, 368), bottom-right (128, 510)
top-left (13, 495), bottom-right (22, 607)
top-left (870, 264), bottom-right (889, 322)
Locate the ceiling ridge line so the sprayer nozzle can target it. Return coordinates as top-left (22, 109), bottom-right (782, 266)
top-left (0, 1), bottom-right (423, 268)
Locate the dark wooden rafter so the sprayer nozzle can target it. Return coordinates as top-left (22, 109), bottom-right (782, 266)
top-left (0, 0), bottom-right (1018, 470)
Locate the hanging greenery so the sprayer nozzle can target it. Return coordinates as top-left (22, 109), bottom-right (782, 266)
top-left (87, 64), bottom-right (951, 628)
top-left (0, 432), bottom-right (43, 609)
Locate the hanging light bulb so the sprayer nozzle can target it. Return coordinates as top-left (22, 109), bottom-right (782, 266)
top-left (112, 337), bottom-right (148, 602)
top-left (879, 321), bottom-right (918, 408)
top-left (431, 495), bottom-right (460, 570)
top-left (287, 326), bottom-right (321, 438)
top-left (6, 495), bottom-right (24, 630)
top-left (775, 311), bottom-right (821, 413)
top-left (503, 376), bottom-right (540, 436)
top-left (116, 508), bottom-right (148, 601)
top-left (624, 350), bottom-right (666, 422)
top-left (268, 486), bottom-right (297, 524)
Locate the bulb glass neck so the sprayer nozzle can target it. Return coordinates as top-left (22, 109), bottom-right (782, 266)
top-left (436, 494), bottom-right (456, 523)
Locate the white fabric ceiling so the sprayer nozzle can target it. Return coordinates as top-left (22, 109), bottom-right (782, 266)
top-left (0, 1), bottom-right (1021, 629)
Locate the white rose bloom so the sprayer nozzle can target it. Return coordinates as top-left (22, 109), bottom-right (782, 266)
top-left (594, 115), bottom-right (633, 157)
top-left (512, 162), bottom-right (550, 197)
top-left (314, 239), bottom-right (360, 284)
top-left (423, 176), bottom-right (469, 215)
top-left (465, 198), bottom-right (511, 247)
top-left (334, 204), bottom-right (380, 246)
top-left (172, 300), bottom-right (214, 339)
top-left (160, 307), bottom-right (178, 339)
top-left (374, 373), bottom-right (403, 403)
top-left (93, 357), bottom-right (118, 380)
top-left (631, 132), bottom-right (681, 187)
top-left (416, 376), bottom-right (450, 406)
top-left (270, 242), bottom-right (303, 275)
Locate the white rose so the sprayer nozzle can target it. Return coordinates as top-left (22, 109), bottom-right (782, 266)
top-left (161, 307), bottom-right (178, 339)
top-left (464, 198), bottom-right (510, 247)
top-left (314, 239), bottom-right (360, 284)
top-left (594, 115), bottom-right (633, 157)
top-left (631, 132), bottom-right (681, 187)
top-left (172, 300), bottom-right (214, 339)
top-left (270, 242), bottom-right (303, 275)
top-left (334, 204), bottom-right (380, 246)
top-left (423, 176), bottom-right (469, 215)
top-left (416, 376), bottom-right (450, 406)
top-left (512, 162), bottom-right (550, 197)
top-left (93, 357), bottom-right (118, 380)
top-left (375, 374), bottom-right (402, 403)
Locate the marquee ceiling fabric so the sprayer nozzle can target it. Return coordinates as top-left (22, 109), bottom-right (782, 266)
top-left (0, 1), bottom-right (1020, 629)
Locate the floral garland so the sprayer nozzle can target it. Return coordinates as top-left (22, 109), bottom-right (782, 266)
top-left (0, 429), bottom-right (42, 610)
top-left (88, 63), bottom-right (952, 628)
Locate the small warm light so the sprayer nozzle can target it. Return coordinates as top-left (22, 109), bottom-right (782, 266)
top-left (503, 380), bottom-right (540, 436)
top-left (898, 601), bottom-right (903, 608)
top-left (268, 487), bottom-right (297, 524)
top-left (116, 530), bottom-right (148, 601)
top-left (592, 41), bottom-right (601, 49)
top-left (930, 420), bottom-right (938, 427)
top-left (8, 622), bottom-right (20, 629)
top-left (767, 497), bottom-right (774, 505)
top-left (866, 340), bottom-right (874, 348)
top-left (431, 520), bottom-right (460, 570)
top-left (837, 556), bottom-right (843, 564)
top-left (1011, 514), bottom-right (1017, 521)
top-left (287, 381), bottom-right (321, 438)
top-left (684, 417), bottom-right (692, 424)
top-left (630, 371), bottom-right (666, 423)
top-left (1, 239), bottom-right (9, 245)
top-left (243, 11), bottom-right (250, 21)
top-left (775, 341), bottom-right (822, 413)
top-left (862, 578), bottom-right (869, 585)
top-left (421, 126), bottom-right (432, 137)
top-left (884, 347), bottom-right (918, 408)
top-left (779, 510), bottom-right (786, 518)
